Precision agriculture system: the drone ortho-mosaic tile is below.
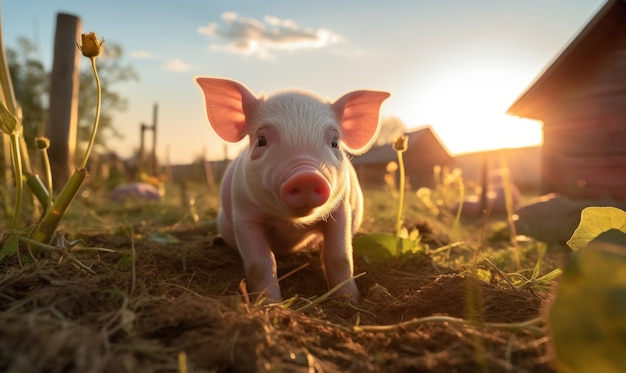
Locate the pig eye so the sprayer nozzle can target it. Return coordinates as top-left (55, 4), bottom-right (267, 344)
top-left (256, 136), bottom-right (268, 147)
top-left (331, 137), bottom-right (339, 149)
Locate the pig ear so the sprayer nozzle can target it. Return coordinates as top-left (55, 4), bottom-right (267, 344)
top-left (332, 90), bottom-right (390, 154)
top-left (195, 77), bottom-right (259, 142)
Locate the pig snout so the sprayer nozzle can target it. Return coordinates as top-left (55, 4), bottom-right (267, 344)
top-left (280, 169), bottom-right (330, 214)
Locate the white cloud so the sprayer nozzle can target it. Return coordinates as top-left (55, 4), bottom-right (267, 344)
top-left (163, 58), bottom-right (191, 72)
top-left (263, 15), bottom-right (298, 30)
top-left (131, 50), bottom-right (155, 59)
top-left (197, 12), bottom-right (343, 60)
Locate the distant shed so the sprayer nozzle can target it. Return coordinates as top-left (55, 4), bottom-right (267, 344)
top-left (454, 146), bottom-right (542, 193)
top-left (351, 126), bottom-right (453, 188)
top-left (507, 0), bottom-right (626, 200)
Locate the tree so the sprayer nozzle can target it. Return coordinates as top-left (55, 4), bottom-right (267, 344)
top-left (376, 116), bottom-right (407, 146)
top-left (7, 37), bottom-right (138, 151)
top-left (6, 37), bottom-right (48, 143)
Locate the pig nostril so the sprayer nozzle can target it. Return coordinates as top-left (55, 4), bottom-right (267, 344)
top-left (280, 172), bottom-right (331, 211)
top-left (288, 186), bottom-right (324, 199)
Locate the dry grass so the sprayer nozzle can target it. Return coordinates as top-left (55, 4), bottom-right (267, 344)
top-left (0, 184), bottom-right (561, 372)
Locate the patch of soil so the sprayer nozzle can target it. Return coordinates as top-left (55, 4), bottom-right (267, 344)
top-left (0, 230), bottom-right (555, 372)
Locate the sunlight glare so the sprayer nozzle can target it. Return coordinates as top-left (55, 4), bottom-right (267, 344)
top-left (415, 66), bottom-right (543, 154)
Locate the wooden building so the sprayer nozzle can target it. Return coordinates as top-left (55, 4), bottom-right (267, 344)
top-left (507, 0), bottom-right (626, 200)
top-left (454, 146), bottom-right (541, 193)
top-left (351, 126), bottom-right (453, 189)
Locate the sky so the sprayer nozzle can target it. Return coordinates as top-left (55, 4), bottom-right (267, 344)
top-left (2, 0), bottom-right (607, 164)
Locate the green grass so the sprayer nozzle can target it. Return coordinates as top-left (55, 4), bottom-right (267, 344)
top-left (1, 171), bottom-right (565, 290)
top-left (360, 185), bottom-right (565, 283)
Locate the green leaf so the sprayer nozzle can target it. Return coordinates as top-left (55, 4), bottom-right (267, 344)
top-left (0, 234), bottom-right (19, 263)
top-left (115, 252), bottom-right (133, 270)
top-left (567, 207), bottom-right (626, 251)
top-left (531, 243), bottom-right (547, 279)
top-left (548, 242), bottom-right (626, 372)
top-left (534, 268), bottom-right (562, 284)
top-left (0, 226), bottom-right (37, 263)
top-left (354, 233), bottom-right (395, 262)
top-left (354, 232), bottom-right (422, 262)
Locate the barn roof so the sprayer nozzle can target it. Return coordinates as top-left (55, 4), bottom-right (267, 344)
top-left (507, 0), bottom-right (626, 120)
top-left (351, 126), bottom-right (448, 166)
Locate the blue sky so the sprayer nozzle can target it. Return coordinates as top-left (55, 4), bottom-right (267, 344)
top-left (3, 0), bottom-right (606, 163)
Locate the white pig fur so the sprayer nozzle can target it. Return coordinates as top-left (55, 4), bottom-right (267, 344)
top-left (195, 77), bottom-right (390, 303)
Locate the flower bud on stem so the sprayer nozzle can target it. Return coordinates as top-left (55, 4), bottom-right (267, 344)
top-left (30, 33), bottom-right (104, 247)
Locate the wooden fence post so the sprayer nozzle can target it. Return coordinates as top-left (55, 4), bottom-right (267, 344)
top-left (45, 13), bottom-right (82, 190)
top-left (151, 103), bottom-right (158, 176)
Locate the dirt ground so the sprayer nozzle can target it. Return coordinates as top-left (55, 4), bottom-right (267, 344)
top-left (0, 222), bottom-right (556, 373)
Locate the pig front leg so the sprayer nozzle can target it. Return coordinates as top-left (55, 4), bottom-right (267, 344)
top-left (233, 217), bottom-right (282, 303)
top-left (321, 200), bottom-right (360, 302)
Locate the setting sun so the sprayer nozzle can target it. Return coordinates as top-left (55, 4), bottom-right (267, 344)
top-left (407, 66), bottom-right (544, 155)
top-left (434, 113), bottom-right (543, 155)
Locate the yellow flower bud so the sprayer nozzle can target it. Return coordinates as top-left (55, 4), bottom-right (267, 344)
top-left (392, 135), bottom-right (408, 152)
top-left (77, 32), bottom-right (104, 58)
top-left (35, 136), bottom-right (51, 150)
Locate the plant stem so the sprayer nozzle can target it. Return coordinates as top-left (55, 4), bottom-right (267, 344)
top-left (395, 149), bottom-right (406, 256)
top-left (42, 149), bottom-right (53, 211)
top-left (9, 132), bottom-right (22, 228)
top-left (31, 168), bottom-right (88, 245)
top-left (30, 50), bottom-right (101, 247)
top-left (294, 272), bottom-right (366, 312)
top-left (1, 18), bottom-right (26, 227)
top-left (450, 179), bottom-right (464, 242)
top-left (352, 315), bottom-right (545, 334)
top-left (500, 166), bottom-right (520, 269)
top-left (80, 57), bottom-right (101, 169)
top-left (24, 173), bottom-right (49, 208)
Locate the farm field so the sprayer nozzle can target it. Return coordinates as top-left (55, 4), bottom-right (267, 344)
top-left (4, 3), bottom-right (626, 371)
top-left (0, 183), bottom-right (568, 372)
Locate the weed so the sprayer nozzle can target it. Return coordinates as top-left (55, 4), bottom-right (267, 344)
top-left (1, 32), bottom-right (106, 254)
top-left (393, 135), bottom-right (408, 256)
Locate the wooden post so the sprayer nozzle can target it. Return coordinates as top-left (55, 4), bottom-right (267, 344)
top-left (151, 103), bottom-right (158, 176)
top-left (45, 13), bottom-right (82, 190)
top-left (136, 104), bottom-right (159, 177)
top-left (138, 122), bottom-right (146, 168)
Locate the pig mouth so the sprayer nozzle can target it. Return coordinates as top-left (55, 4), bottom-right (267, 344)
top-left (289, 206), bottom-right (317, 217)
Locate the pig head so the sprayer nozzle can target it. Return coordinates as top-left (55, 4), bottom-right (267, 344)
top-left (195, 77), bottom-right (389, 303)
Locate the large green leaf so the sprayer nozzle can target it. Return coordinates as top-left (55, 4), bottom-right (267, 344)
top-left (548, 242), bottom-right (626, 373)
top-left (353, 232), bottom-right (422, 262)
top-left (567, 207), bottom-right (626, 251)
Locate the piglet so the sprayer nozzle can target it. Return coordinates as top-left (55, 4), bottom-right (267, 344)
top-left (195, 77), bottom-right (389, 303)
